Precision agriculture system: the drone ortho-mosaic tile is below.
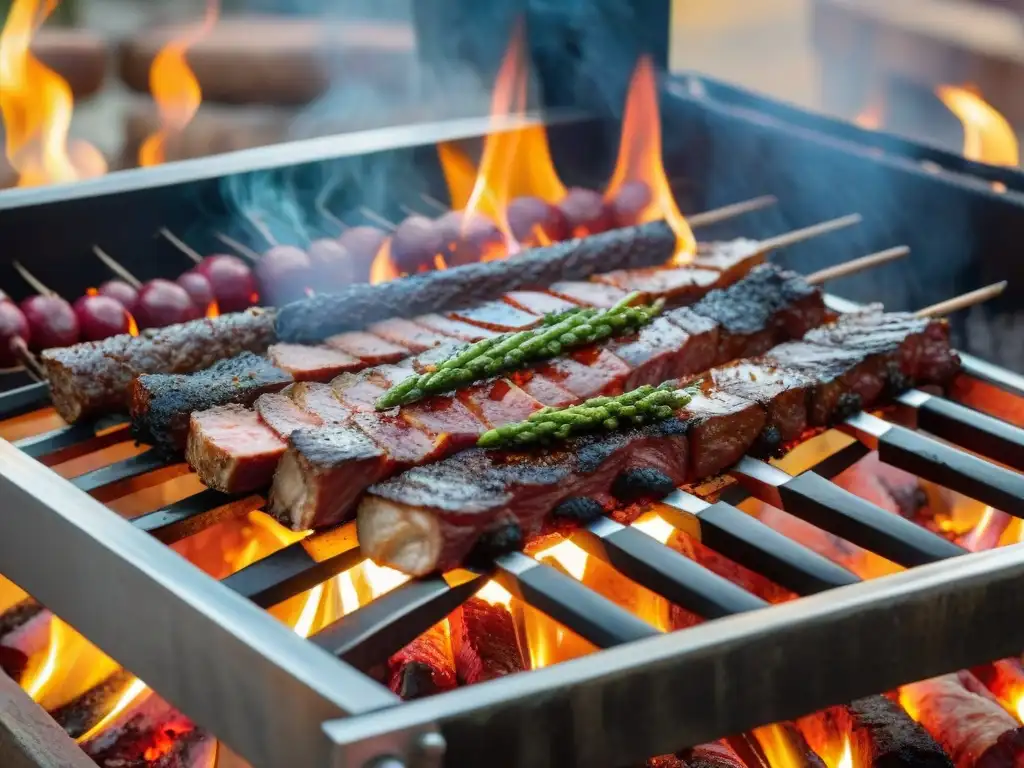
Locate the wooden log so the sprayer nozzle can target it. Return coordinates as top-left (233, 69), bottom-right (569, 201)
top-left (48, 669), bottom-right (136, 740)
top-left (796, 695), bottom-right (953, 767)
top-left (449, 597), bottom-right (526, 684)
top-left (117, 17), bottom-right (413, 106)
top-left (901, 672), bottom-right (1024, 768)
top-left (0, 668), bottom-right (94, 768)
top-left (384, 622), bottom-right (457, 700)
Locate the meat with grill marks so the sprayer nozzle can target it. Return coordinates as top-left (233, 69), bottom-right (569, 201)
top-left (358, 309), bottom-right (958, 575)
top-left (136, 240), bottom-right (765, 450)
top-left (258, 264), bottom-right (828, 530)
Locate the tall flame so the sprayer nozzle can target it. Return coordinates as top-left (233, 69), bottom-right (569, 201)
top-left (0, 0), bottom-right (107, 186)
top-left (459, 22), bottom-right (530, 258)
top-left (936, 85), bottom-right (1019, 167)
top-left (139, 0), bottom-right (218, 167)
top-left (605, 56), bottom-right (696, 263)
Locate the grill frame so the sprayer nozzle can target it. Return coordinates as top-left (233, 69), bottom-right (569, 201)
top-left (1, 78), bottom-right (1024, 768)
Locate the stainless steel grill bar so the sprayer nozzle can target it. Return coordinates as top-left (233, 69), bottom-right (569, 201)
top-left (0, 440), bottom-right (401, 767)
top-left (69, 449), bottom-right (183, 495)
top-left (0, 381), bottom-right (49, 419)
top-left (654, 490), bottom-right (860, 594)
top-left (132, 490), bottom-right (263, 543)
top-left (842, 412), bottom-right (1024, 515)
top-left (572, 519), bottom-right (768, 617)
top-left (223, 543), bottom-right (364, 609)
top-left (730, 456), bottom-right (966, 566)
top-left (14, 419), bottom-right (128, 463)
top-left (324, 545), bottom-right (1024, 768)
top-left (311, 575), bottom-right (486, 672)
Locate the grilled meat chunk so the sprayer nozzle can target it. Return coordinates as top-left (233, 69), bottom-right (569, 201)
top-left (267, 343), bottom-right (363, 382)
top-left (503, 291), bottom-right (579, 315)
top-left (131, 352), bottom-right (292, 454)
top-left (367, 318), bottom-right (454, 353)
top-left (46, 307), bottom-right (276, 423)
top-left (359, 312), bottom-right (959, 575)
top-left (595, 266), bottom-right (721, 305)
top-left (324, 331), bottom-right (409, 365)
top-left (447, 301), bottom-right (542, 332)
top-left (186, 405), bottom-right (286, 493)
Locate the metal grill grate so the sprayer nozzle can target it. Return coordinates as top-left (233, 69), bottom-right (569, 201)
top-left (1, 294), bottom-right (1023, 767)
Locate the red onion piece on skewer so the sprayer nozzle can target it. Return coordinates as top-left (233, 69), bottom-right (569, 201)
top-left (134, 279), bottom-right (200, 329)
top-left (307, 238), bottom-right (354, 291)
top-left (20, 295), bottom-right (79, 350)
top-left (97, 280), bottom-right (139, 315)
top-left (255, 245), bottom-right (313, 305)
top-left (508, 196), bottom-right (571, 247)
top-left (196, 254), bottom-right (257, 313)
top-left (73, 295), bottom-right (131, 341)
top-left (0, 301), bottom-right (30, 367)
top-left (176, 271), bottom-right (216, 314)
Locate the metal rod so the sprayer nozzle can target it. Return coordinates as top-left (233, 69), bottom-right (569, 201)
top-left (0, 381), bottom-right (49, 420)
top-left (310, 575), bottom-right (485, 672)
top-left (359, 207), bottom-right (398, 231)
top-left (915, 281), bottom-right (1007, 318)
top-left (132, 490), bottom-right (264, 544)
top-left (804, 245), bottom-right (909, 285)
top-left (14, 421), bottom-right (129, 466)
top-left (420, 193), bottom-right (449, 213)
top-left (222, 543), bottom-right (364, 609)
top-left (756, 213), bottom-right (862, 252)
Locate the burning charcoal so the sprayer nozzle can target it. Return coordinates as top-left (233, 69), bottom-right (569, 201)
top-left (796, 695), bottom-right (954, 768)
top-left (386, 622), bottom-right (457, 700)
top-left (0, 645), bottom-right (26, 681)
top-left (50, 669), bottom-right (138, 739)
top-left (449, 597), bottom-right (527, 684)
top-left (0, 598), bottom-right (44, 638)
top-left (79, 693), bottom-right (215, 768)
top-left (970, 659), bottom-right (1024, 718)
top-left (679, 741), bottom-right (749, 768)
top-left (0, 606), bottom-right (52, 667)
top-left (901, 672), bottom-right (1024, 768)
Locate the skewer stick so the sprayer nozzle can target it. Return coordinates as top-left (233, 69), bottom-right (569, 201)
top-left (244, 211), bottom-right (279, 247)
top-left (158, 228), bottom-right (203, 265)
top-left (687, 195), bottom-right (777, 228)
top-left (315, 177), bottom-right (347, 234)
top-left (419, 193), bottom-right (449, 213)
top-left (92, 247), bottom-right (142, 289)
top-left (359, 207), bottom-right (397, 231)
top-left (213, 232), bottom-right (261, 262)
top-left (9, 337), bottom-right (45, 381)
top-left (398, 203), bottom-right (421, 218)
top-left (757, 213), bottom-right (862, 252)
top-left (805, 246), bottom-right (910, 285)
top-left (915, 281), bottom-right (1007, 318)
top-left (11, 261), bottom-right (56, 297)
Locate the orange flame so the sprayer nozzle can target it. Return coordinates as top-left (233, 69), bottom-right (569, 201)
top-left (936, 85), bottom-right (1019, 167)
top-left (205, 300), bottom-right (219, 319)
top-left (605, 57), bottom-right (696, 264)
top-left (368, 238), bottom-right (400, 285)
top-left (0, 0), bottom-right (107, 186)
top-left (835, 735), bottom-right (854, 768)
top-left (754, 725), bottom-right (813, 768)
top-left (476, 579), bottom-right (513, 608)
top-left (459, 23), bottom-right (529, 259)
top-left (139, 0), bottom-right (218, 167)
top-left (76, 677), bottom-right (151, 743)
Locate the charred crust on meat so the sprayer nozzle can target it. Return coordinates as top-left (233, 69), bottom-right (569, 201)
top-left (465, 522), bottom-right (524, 569)
top-left (393, 662), bottom-right (442, 700)
top-left (552, 497), bottom-right (606, 523)
top-left (749, 424), bottom-right (784, 459)
top-left (611, 468), bottom-right (677, 502)
top-left (884, 359), bottom-right (914, 398)
top-left (832, 391), bottom-right (863, 423)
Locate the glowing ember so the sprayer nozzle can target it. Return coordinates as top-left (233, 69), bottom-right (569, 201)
top-left (835, 735), bottom-right (853, 768)
top-left (604, 56), bottom-right (696, 264)
top-left (754, 724), bottom-right (811, 768)
top-left (475, 580), bottom-right (513, 608)
top-left (535, 539), bottom-right (588, 581)
top-left (0, 0), bottom-right (107, 186)
top-left (76, 677), bottom-right (151, 743)
top-left (632, 512), bottom-right (675, 544)
top-left (936, 85), bottom-right (1019, 167)
top-left (139, 0), bottom-right (218, 167)
top-left (205, 300), bottom-right (219, 319)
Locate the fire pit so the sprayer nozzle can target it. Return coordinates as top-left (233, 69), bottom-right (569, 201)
top-left (1, 8), bottom-right (1024, 768)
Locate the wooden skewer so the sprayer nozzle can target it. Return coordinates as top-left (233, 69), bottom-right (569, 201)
top-left (359, 207), bottom-right (397, 231)
top-left (11, 261), bottom-right (56, 297)
top-left (687, 195), bottom-right (777, 228)
top-left (805, 246), bottom-right (910, 285)
top-left (419, 193), bottom-right (449, 213)
top-left (213, 232), bottom-right (261, 262)
top-left (8, 337), bottom-right (45, 381)
top-left (158, 228), bottom-right (203, 265)
top-left (398, 203), bottom-right (421, 219)
top-left (915, 281), bottom-right (1007, 318)
top-left (757, 213), bottom-right (862, 252)
top-left (244, 211), bottom-right (279, 248)
top-left (316, 201), bottom-right (347, 234)
top-left (92, 246), bottom-right (142, 289)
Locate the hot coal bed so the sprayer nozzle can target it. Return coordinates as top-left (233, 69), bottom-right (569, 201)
top-left (1, 51), bottom-right (1024, 768)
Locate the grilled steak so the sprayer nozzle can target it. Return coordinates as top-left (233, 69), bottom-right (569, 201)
top-left (254, 264), bottom-right (828, 527)
top-left (366, 318), bottom-right (453, 352)
top-left (267, 343), bottom-right (362, 382)
top-left (186, 405), bottom-right (288, 494)
top-left (45, 307), bottom-right (276, 423)
top-left (131, 352), bottom-right (292, 454)
top-left (448, 300), bottom-right (542, 332)
top-left (359, 311), bottom-right (958, 575)
top-left (324, 331), bottom-right (410, 365)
